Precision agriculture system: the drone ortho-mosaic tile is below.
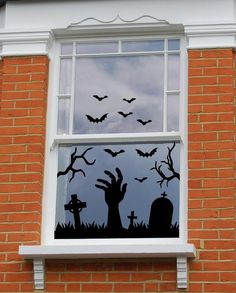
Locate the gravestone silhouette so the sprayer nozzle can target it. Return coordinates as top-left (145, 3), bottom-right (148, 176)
top-left (128, 210), bottom-right (137, 229)
top-left (148, 192), bottom-right (173, 237)
top-left (64, 194), bottom-right (86, 230)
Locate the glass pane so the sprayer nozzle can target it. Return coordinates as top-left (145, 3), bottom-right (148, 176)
top-left (59, 58), bottom-right (72, 94)
top-left (73, 55), bottom-right (164, 134)
top-left (57, 97), bottom-right (70, 134)
top-left (167, 94), bottom-right (179, 131)
top-left (167, 54), bottom-right (180, 91)
top-left (76, 42), bottom-right (118, 54)
top-left (168, 39), bottom-right (180, 51)
top-left (122, 40), bottom-right (164, 52)
top-left (61, 43), bottom-right (73, 55)
top-left (55, 141), bottom-right (180, 239)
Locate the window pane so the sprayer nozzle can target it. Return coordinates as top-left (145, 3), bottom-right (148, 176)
top-left (76, 42), bottom-right (118, 54)
top-left (167, 54), bottom-right (180, 91)
top-left (122, 40), bottom-right (164, 52)
top-left (167, 94), bottom-right (179, 131)
top-left (73, 55), bottom-right (164, 134)
top-left (59, 58), bottom-right (72, 94)
top-left (55, 142), bottom-right (180, 239)
top-left (61, 43), bottom-right (73, 55)
top-left (168, 39), bottom-right (180, 51)
top-left (57, 97), bottom-right (70, 134)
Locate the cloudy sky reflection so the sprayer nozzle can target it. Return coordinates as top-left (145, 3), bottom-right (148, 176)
top-left (73, 55), bottom-right (164, 134)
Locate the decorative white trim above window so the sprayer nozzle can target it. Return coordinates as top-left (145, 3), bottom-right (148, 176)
top-left (0, 30), bottom-right (53, 56)
top-left (58, 14), bottom-right (184, 37)
top-left (1, 17), bottom-right (236, 57)
top-left (185, 22), bottom-right (236, 49)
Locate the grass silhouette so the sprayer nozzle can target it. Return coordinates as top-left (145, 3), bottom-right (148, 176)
top-left (55, 221), bottom-right (179, 239)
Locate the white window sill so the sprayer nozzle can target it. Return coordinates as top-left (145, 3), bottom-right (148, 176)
top-left (19, 243), bottom-right (195, 259)
top-left (19, 243), bottom-right (196, 290)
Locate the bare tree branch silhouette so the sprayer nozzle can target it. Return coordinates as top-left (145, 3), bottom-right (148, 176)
top-left (151, 142), bottom-right (180, 187)
top-left (57, 147), bottom-right (96, 182)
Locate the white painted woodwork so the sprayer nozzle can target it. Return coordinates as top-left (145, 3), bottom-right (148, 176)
top-left (19, 244), bottom-right (196, 289)
top-left (177, 257), bottom-right (188, 288)
top-left (33, 259), bottom-right (45, 290)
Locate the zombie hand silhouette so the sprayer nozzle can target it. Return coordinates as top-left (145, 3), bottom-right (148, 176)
top-left (95, 168), bottom-right (127, 231)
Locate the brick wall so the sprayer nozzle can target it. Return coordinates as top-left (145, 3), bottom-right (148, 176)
top-left (188, 49), bottom-right (235, 292)
top-left (0, 50), bottom-right (235, 292)
top-left (0, 56), bottom-right (48, 292)
top-left (0, 59), bottom-right (2, 109)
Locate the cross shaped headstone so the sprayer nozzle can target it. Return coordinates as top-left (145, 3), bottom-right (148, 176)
top-left (128, 210), bottom-right (137, 229)
top-left (64, 194), bottom-right (86, 230)
top-left (161, 191), bottom-right (167, 197)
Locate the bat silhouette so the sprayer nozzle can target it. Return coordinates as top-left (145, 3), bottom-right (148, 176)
top-left (137, 119), bottom-right (152, 125)
top-left (118, 111), bottom-right (133, 118)
top-left (104, 149), bottom-right (125, 157)
top-left (86, 113), bottom-right (108, 123)
top-left (136, 147), bottom-right (158, 158)
top-left (134, 177), bottom-right (148, 183)
top-left (93, 95), bottom-right (108, 101)
top-left (123, 98), bottom-right (136, 103)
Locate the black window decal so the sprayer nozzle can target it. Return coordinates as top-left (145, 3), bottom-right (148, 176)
top-left (55, 142), bottom-right (180, 239)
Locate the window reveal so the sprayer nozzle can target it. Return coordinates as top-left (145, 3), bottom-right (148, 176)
top-left (54, 39), bottom-right (182, 239)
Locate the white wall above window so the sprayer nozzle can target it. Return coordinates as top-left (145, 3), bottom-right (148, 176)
top-left (0, 0), bottom-right (236, 56)
top-left (3, 0), bottom-right (235, 29)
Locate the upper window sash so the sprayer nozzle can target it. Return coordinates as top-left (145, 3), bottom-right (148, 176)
top-left (55, 38), bottom-right (182, 138)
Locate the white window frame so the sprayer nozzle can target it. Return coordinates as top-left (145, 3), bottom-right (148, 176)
top-left (44, 34), bottom-right (186, 246)
top-left (19, 23), bottom-right (195, 290)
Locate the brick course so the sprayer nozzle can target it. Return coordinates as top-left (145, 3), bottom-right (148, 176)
top-left (0, 50), bottom-right (235, 292)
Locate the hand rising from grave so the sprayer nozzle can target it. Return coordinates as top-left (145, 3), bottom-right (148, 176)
top-left (95, 168), bottom-right (127, 206)
top-left (95, 168), bottom-right (127, 231)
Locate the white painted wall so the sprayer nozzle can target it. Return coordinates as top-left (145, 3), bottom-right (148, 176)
top-left (3, 0), bottom-right (235, 30)
top-left (0, 1), bottom-right (236, 55)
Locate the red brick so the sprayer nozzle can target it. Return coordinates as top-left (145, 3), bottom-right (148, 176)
top-left (131, 272), bottom-right (161, 282)
top-left (108, 273), bottom-right (130, 282)
top-left (188, 67), bottom-right (203, 76)
top-left (190, 272), bottom-right (219, 282)
top-left (61, 273), bottom-right (91, 282)
top-left (81, 283), bottom-right (113, 292)
top-left (189, 59), bottom-right (217, 68)
top-left (46, 283), bottom-right (65, 292)
top-left (5, 272), bottom-right (33, 282)
top-left (144, 283), bottom-right (158, 292)
top-left (188, 50), bottom-right (202, 58)
top-left (67, 283), bottom-right (82, 292)
top-left (159, 283), bottom-right (176, 291)
top-left (3, 57), bottom-right (32, 65)
top-left (204, 283), bottom-right (236, 292)
top-left (201, 49), bottom-right (232, 58)
top-left (218, 58), bottom-right (233, 67)
top-left (0, 283), bottom-right (20, 292)
top-left (203, 67), bottom-right (233, 76)
top-left (113, 283), bottom-right (144, 292)
top-left (17, 64), bottom-right (48, 74)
